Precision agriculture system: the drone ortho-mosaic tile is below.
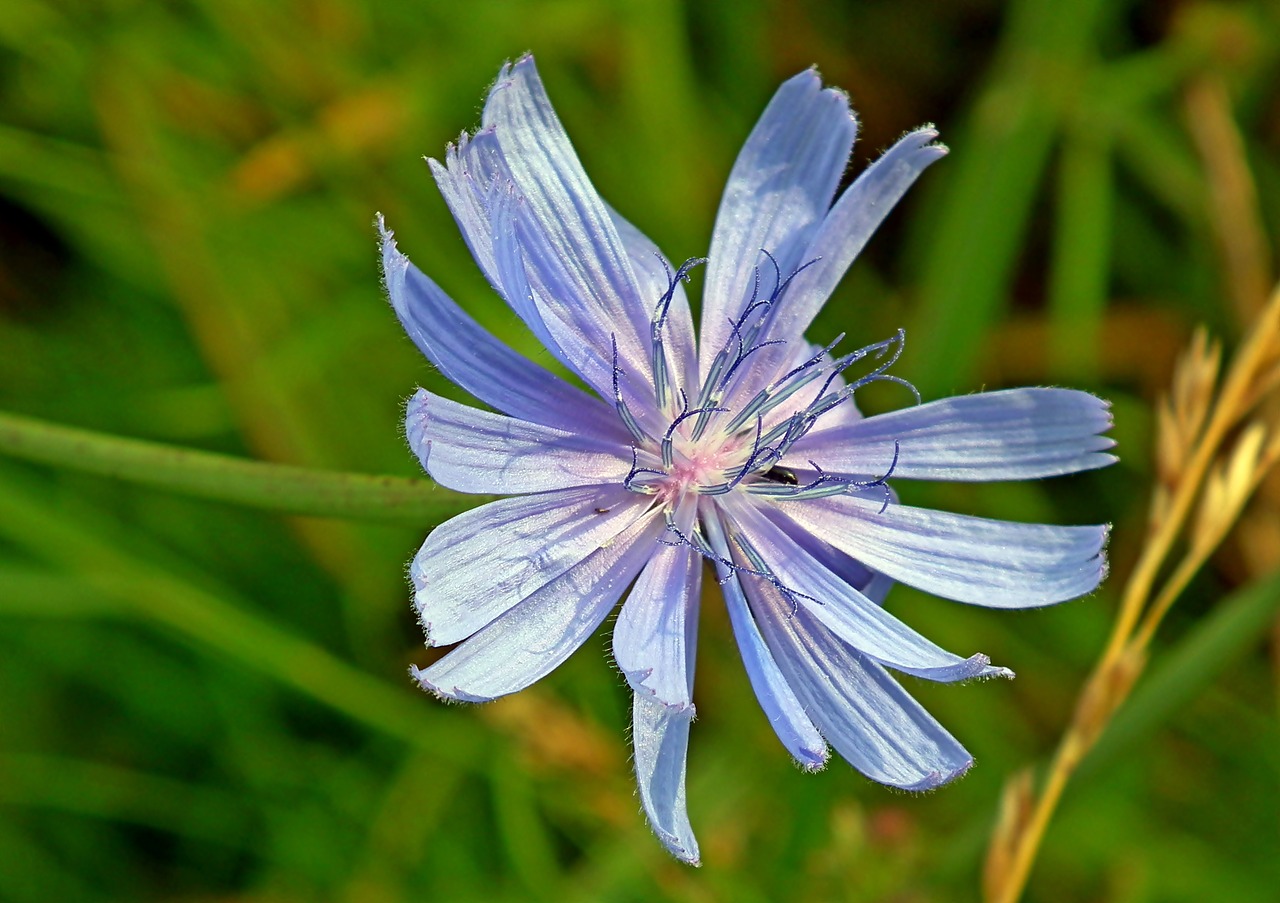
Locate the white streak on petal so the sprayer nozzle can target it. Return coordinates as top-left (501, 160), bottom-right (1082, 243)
top-left (725, 496), bottom-right (1009, 682)
top-left (702, 507), bottom-right (829, 770)
top-left (380, 217), bottom-right (622, 438)
top-left (483, 56), bottom-right (653, 394)
top-left (744, 573), bottom-right (973, 789)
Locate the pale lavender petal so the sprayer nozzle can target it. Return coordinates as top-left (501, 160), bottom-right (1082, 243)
top-left (411, 486), bottom-right (651, 646)
top-left (703, 508), bottom-right (829, 770)
top-left (624, 498), bottom-right (703, 864)
top-left (613, 500), bottom-right (701, 710)
top-left (699, 70), bottom-right (857, 377)
top-left (765, 129), bottom-right (948, 345)
top-left (482, 56), bottom-right (652, 389)
top-left (725, 497), bottom-right (1008, 682)
top-left (787, 389), bottom-right (1116, 481)
top-left (413, 514), bottom-right (665, 701)
top-left (510, 195), bottom-right (657, 407)
top-left (760, 505), bottom-right (889, 602)
top-left (744, 575), bottom-right (973, 789)
top-left (633, 694), bottom-right (700, 865)
top-left (380, 218), bottom-right (623, 438)
top-left (429, 132), bottom-right (580, 366)
top-left (424, 137), bottom-right (561, 368)
top-left (777, 494), bottom-right (1108, 608)
top-left (607, 203), bottom-right (698, 398)
top-left (481, 174), bottom-right (568, 361)
top-left (428, 129), bottom-right (504, 289)
top-left (405, 389), bottom-right (632, 495)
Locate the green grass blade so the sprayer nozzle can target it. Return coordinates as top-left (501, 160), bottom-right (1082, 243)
top-left (1085, 570), bottom-right (1280, 773)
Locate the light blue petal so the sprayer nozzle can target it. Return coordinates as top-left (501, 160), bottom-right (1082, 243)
top-left (406, 389), bottom-right (631, 495)
top-left (699, 70), bottom-right (857, 381)
top-left (509, 193), bottom-right (657, 407)
top-left (724, 497), bottom-right (1009, 682)
top-left (430, 131), bottom-right (583, 372)
top-left (744, 574), bottom-right (973, 789)
top-left (486, 178), bottom-right (582, 372)
top-left (380, 218), bottom-right (623, 439)
top-left (761, 128), bottom-right (948, 349)
top-left (413, 513), bottom-right (665, 701)
top-left (606, 202), bottom-right (698, 399)
top-left (778, 494), bottom-right (1109, 608)
top-left (786, 388), bottom-right (1116, 481)
top-left (411, 487), bottom-right (651, 646)
top-left (633, 694), bottom-right (700, 865)
top-left (759, 505), bottom-right (890, 602)
top-left (482, 56), bottom-right (653, 395)
top-left (613, 499), bottom-right (700, 710)
top-left (703, 508), bottom-right (829, 770)
top-left (427, 129), bottom-right (505, 295)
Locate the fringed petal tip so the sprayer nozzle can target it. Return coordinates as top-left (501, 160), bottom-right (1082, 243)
top-left (958, 653), bottom-right (1015, 683)
top-left (654, 831), bottom-right (701, 867)
top-left (895, 652), bottom-right (1015, 684)
top-left (490, 53), bottom-right (537, 99)
top-left (623, 669), bottom-right (697, 719)
top-left (908, 126), bottom-right (948, 156)
top-left (795, 745), bottom-right (830, 774)
top-left (411, 602), bottom-right (464, 652)
top-left (978, 661), bottom-right (1016, 682)
top-left (403, 387), bottom-right (431, 471)
top-left (895, 756), bottom-right (974, 792)
top-left (1088, 523), bottom-right (1114, 593)
top-left (408, 664), bottom-right (494, 704)
top-left (377, 215), bottom-right (408, 286)
top-left (906, 123), bottom-right (946, 145)
top-left (411, 605), bottom-right (434, 647)
top-left (791, 66), bottom-right (857, 121)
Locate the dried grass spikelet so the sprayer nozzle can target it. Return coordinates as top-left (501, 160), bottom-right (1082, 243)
top-left (1153, 328), bottom-right (1222, 530)
top-left (984, 768), bottom-right (1035, 903)
top-left (985, 286), bottom-right (1280, 903)
top-left (1192, 423), bottom-right (1271, 553)
top-left (1074, 644), bottom-right (1148, 750)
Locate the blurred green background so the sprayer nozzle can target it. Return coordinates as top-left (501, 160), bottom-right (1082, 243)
top-left (2, 1), bottom-right (1279, 901)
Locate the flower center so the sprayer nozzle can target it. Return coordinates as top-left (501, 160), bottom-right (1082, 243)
top-left (615, 251), bottom-right (912, 511)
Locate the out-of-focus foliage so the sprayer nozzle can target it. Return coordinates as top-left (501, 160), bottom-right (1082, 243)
top-left (1, 1), bottom-right (1278, 901)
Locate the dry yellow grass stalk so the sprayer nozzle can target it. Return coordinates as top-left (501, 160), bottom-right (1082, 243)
top-left (984, 282), bottom-right (1280, 903)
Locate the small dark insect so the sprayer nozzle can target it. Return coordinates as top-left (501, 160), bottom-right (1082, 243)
top-left (594, 506), bottom-right (614, 514)
top-left (762, 466), bottom-right (798, 486)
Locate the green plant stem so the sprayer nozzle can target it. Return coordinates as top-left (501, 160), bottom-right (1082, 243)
top-left (0, 410), bottom-right (473, 523)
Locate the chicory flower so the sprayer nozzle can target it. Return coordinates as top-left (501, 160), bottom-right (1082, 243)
top-left (380, 55), bottom-right (1114, 865)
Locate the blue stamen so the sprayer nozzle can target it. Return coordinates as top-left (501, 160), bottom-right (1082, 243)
top-left (662, 390), bottom-right (727, 468)
top-left (650, 256), bottom-right (707, 409)
top-left (721, 337), bottom-right (787, 389)
top-left (611, 334), bottom-right (649, 444)
top-left (719, 415), bottom-right (769, 493)
top-left (774, 332), bottom-right (846, 387)
top-left (624, 446), bottom-right (666, 493)
top-left (722, 334), bottom-right (847, 434)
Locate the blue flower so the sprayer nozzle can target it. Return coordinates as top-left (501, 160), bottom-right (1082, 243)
top-left (380, 55), bottom-right (1114, 865)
